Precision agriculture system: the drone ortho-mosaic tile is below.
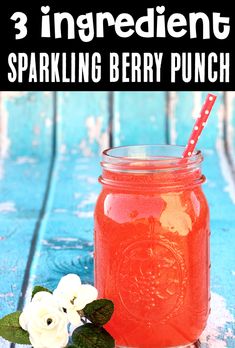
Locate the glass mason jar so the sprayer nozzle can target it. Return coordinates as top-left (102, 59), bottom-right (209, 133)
top-left (94, 145), bottom-right (210, 348)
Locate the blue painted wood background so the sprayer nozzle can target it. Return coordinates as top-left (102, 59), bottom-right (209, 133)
top-left (0, 91), bottom-right (235, 348)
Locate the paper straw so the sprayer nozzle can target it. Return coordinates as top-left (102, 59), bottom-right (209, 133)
top-left (182, 93), bottom-right (217, 158)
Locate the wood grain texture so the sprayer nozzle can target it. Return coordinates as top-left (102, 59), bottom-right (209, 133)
top-left (56, 92), bottom-right (110, 156)
top-left (24, 157), bottom-right (100, 293)
top-left (168, 92), bottom-right (222, 149)
top-left (0, 91), bottom-right (235, 348)
top-left (0, 92), bottom-right (54, 159)
top-left (0, 160), bottom-right (51, 315)
top-left (168, 91), bottom-right (235, 346)
top-left (113, 92), bottom-right (167, 146)
top-left (0, 92), bottom-right (54, 347)
top-left (225, 92), bottom-right (235, 169)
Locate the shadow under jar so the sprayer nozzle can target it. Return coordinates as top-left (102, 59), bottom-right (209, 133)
top-left (94, 145), bottom-right (210, 348)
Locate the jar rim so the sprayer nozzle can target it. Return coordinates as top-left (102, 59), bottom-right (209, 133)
top-left (102, 144), bottom-right (203, 172)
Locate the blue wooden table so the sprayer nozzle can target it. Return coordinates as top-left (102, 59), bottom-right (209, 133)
top-left (0, 92), bottom-right (235, 347)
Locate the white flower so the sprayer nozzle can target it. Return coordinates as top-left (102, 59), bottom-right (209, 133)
top-left (19, 291), bottom-right (69, 348)
top-left (53, 274), bottom-right (98, 326)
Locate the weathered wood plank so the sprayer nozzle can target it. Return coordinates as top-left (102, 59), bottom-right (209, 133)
top-left (21, 156), bottom-right (235, 348)
top-left (168, 92), bottom-right (222, 149)
top-left (113, 92), bottom-right (167, 146)
top-left (56, 92), bottom-right (110, 156)
top-left (225, 92), bottom-right (235, 169)
top-left (30, 88), bottom-right (112, 292)
top-left (0, 160), bottom-right (51, 348)
top-left (1, 91), bottom-right (235, 348)
top-left (24, 158), bottom-right (100, 293)
top-left (168, 91), bottom-right (235, 346)
top-left (0, 92), bottom-right (54, 347)
top-left (0, 92), bottom-right (54, 159)
top-left (13, 158), bottom-right (99, 347)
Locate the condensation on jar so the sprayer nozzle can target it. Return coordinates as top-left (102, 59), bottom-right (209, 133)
top-left (94, 145), bottom-right (210, 348)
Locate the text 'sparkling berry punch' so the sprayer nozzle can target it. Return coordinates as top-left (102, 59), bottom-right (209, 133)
top-left (95, 145), bottom-right (210, 348)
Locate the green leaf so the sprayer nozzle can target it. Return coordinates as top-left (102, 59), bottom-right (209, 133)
top-left (72, 323), bottom-right (115, 348)
top-left (83, 299), bottom-right (114, 326)
top-left (0, 311), bottom-right (30, 344)
top-left (66, 345), bottom-right (78, 348)
top-left (31, 285), bottom-right (52, 299)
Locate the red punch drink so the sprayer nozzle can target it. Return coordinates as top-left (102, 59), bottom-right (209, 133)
top-left (94, 145), bottom-right (210, 348)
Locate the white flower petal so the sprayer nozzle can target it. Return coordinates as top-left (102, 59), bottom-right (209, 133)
top-left (74, 284), bottom-right (98, 310)
top-left (53, 289), bottom-right (73, 310)
top-left (19, 310), bottom-right (29, 331)
top-left (21, 287), bottom-right (69, 348)
top-left (29, 333), bottom-right (43, 348)
top-left (59, 332), bottom-right (69, 348)
top-left (56, 317), bottom-right (69, 333)
top-left (29, 306), bottom-right (57, 330)
top-left (32, 291), bottom-right (55, 305)
top-left (56, 274), bottom-right (81, 292)
top-left (40, 328), bottom-right (68, 345)
top-left (67, 309), bottom-right (82, 327)
top-left (21, 275), bottom-right (98, 348)
top-left (29, 323), bottom-right (68, 348)
top-left (53, 274), bottom-right (83, 311)
top-left (19, 302), bottom-right (36, 331)
top-left (25, 301), bottom-right (68, 348)
top-left (50, 336), bottom-right (68, 348)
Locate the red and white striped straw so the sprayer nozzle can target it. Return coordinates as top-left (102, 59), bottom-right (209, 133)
top-left (182, 93), bottom-right (217, 158)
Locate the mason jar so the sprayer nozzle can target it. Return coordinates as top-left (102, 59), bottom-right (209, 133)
top-left (94, 145), bottom-right (210, 348)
